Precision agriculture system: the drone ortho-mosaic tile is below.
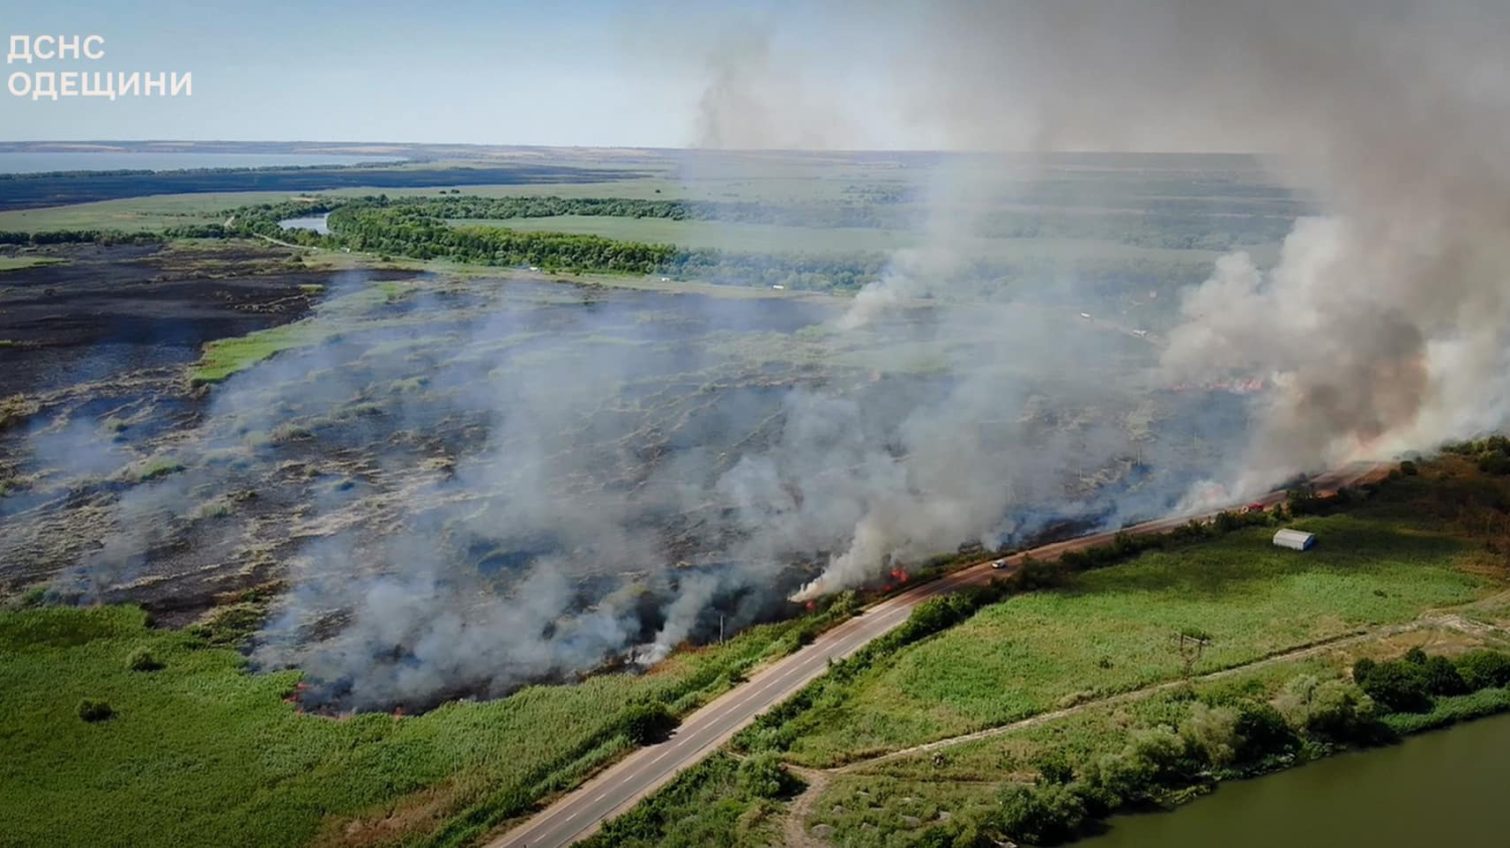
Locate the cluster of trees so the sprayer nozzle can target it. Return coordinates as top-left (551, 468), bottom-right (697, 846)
top-left (330, 204), bottom-right (678, 273)
top-left (218, 196), bottom-right (893, 285)
top-left (924, 673), bottom-right (1388, 847)
top-left (0, 229), bottom-right (167, 246)
top-left (664, 248), bottom-right (886, 292)
top-left (1444, 435), bottom-right (1510, 475)
top-left (924, 648), bottom-right (1510, 847)
top-left (400, 194), bottom-right (904, 229)
top-left (1353, 648), bottom-right (1510, 714)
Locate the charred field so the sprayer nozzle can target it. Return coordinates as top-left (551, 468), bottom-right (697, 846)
top-left (0, 227), bottom-right (1251, 714)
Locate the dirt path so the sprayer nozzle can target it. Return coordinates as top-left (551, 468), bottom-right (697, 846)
top-left (782, 768), bottom-right (834, 848)
top-left (833, 603), bottom-right (1510, 774)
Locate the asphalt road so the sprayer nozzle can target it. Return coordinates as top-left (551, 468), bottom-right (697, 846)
top-left (488, 462), bottom-right (1385, 848)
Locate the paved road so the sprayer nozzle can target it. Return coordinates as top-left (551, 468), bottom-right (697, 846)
top-left (488, 462), bottom-right (1385, 848)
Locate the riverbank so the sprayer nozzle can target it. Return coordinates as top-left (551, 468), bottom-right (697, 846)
top-left (1084, 709), bottom-right (1510, 848)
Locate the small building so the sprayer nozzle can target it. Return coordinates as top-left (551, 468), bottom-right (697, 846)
top-left (1273, 529), bottom-right (1316, 551)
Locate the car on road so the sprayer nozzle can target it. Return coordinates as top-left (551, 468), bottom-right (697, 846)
top-left (990, 558), bottom-right (1010, 569)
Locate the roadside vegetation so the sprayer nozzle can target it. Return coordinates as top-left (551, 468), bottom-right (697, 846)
top-left (592, 454), bottom-right (1510, 847)
top-left (0, 597), bottom-right (854, 848)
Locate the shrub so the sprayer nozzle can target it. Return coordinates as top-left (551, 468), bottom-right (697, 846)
top-left (1398, 460), bottom-right (1419, 476)
top-left (1230, 700), bottom-right (1300, 763)
top-left (1034, 752), bottom-right (1075, 785)
top-left (995, 783), bottom-right (1087, 846)
top-left (1086, 726), bottom-right (1201, 804)
top-left (1422, 655), bottom-right (1468, 696)
top-left (736, 752), bottom-right (797, 799)
top-left (1180, 703), bottom-right (1241, 767)
top-left (126, 646), bottom-right (164, 672)
top-left (1455, 650), bottom-right (1510, 690)
top-left (1274, 675), bottom-right (1381, 741)
top-left (619, 702), bottom-right (677, 745)
top-left (1012, 556), bottom-right (1067, 591)
top-left (1355, 662), bottom-right (1433, 713)
top-left (77, 699), bottom-right (113, 722)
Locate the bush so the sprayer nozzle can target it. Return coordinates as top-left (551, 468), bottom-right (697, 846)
top-left (1274, 675), bottom-right (1381, 741)
top-left (1352, 649), bottom-right (1471, 711)
top-left (1086, 726), bottom-right (1201, 804)
top-left (995, 783), bottom-right (1087, 846)
top-left (1355, 662), bottom-right (1433, 713)
top-left (1033, 752), bottom-right (1075, 785)
top-left (1179, 703), bottom-right (1240, 767)
top-left (619, 702), bottom-right (677, 745)
top-left (736, 752), bottom-right (797, 799)
top-left (1422, 655), bottom-right (1468, 696)
top-left (126, 647), bottom-right (164, 672)
top-left (1230, 700), bottom-right (1300, 763)
top-left (1455, 650), bottom-right (1510, 690)
top-left (77, 699), bottom-right (113, 722)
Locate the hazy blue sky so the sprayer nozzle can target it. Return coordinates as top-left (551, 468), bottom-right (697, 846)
top-left (0, 0), bottom-right (907, 147)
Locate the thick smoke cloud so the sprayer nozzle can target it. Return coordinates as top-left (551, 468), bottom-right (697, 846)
top-left (707, 0), bottom-right (1510, 572)
top-left (929, 0), bottom-right (1510, 496)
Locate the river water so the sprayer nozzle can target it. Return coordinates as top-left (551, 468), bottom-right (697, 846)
top-left (1084, 712), bottom-right (1510, 848)
top-left (0, 152), bottom-right (402, 174)
top-left (278, 213), bottom-right (330, 235)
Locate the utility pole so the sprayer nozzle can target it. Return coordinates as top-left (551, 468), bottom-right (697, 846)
top-left (719, 613), bottom-right (725, 644)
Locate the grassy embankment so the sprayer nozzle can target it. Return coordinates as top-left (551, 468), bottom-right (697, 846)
top-left (0, 595), bottom-right (850, 848)
top-left (592, 453), bottom-right (1510, 847)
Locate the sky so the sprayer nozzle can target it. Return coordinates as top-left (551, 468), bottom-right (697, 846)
top-left (0, 0), bottom-right (903, 147)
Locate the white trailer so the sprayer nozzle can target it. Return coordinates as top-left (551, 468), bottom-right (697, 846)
top-left (1273, 529), bottom-right (1316, 551)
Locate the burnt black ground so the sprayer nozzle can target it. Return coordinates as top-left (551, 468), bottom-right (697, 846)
top-left (0, 243), bottom-right (336, 396)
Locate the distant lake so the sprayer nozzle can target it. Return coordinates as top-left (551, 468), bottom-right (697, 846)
top-left (0, 152), bottom-right (405, 174)
top-left (278, 214), bottom-right (330, 235)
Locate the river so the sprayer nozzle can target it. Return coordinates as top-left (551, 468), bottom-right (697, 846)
top-left (1084, 712), bottom-right (1510, 848)
top-left (277, 213), bottom-right (330, 235)
top-left (0, 152), bottom-right (402, 174)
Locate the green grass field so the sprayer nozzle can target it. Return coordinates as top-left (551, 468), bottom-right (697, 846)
top-left (190, 320), bottom-right (328, 384)
top-left (776, 491), bottom-right (1494, 767)
top-left (0, 192), bottom-right (300, 233)
top-left (0, 604), bottom-right (820, 848)
top-left (0, 255), bottom-right (68, 272)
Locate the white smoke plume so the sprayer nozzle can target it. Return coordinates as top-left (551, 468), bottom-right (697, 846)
top-left (698, 0), bottom-right (1510, 589)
